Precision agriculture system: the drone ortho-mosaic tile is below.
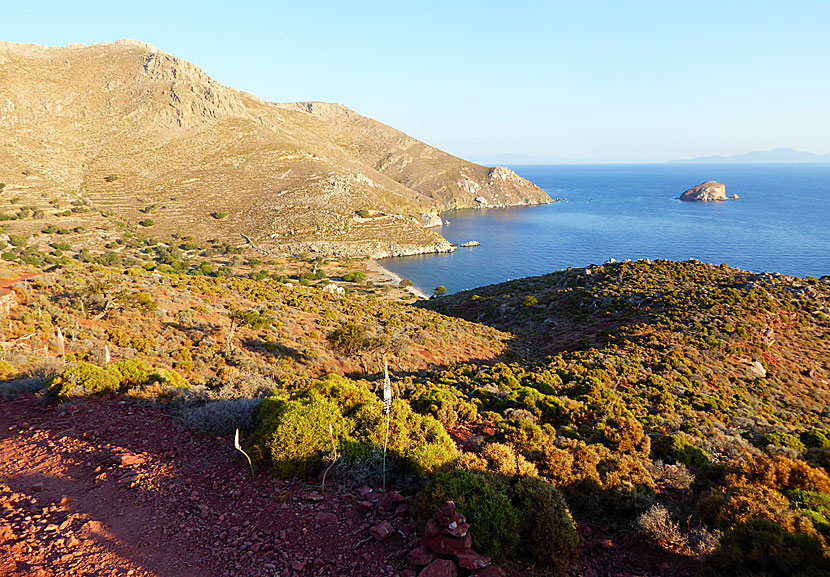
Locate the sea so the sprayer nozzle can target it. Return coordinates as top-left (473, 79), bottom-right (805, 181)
top-left (380, 164), bottom-right (830, 295)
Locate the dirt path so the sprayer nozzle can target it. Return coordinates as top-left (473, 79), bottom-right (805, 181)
top-left (0, 396), bottom-right (416, 577)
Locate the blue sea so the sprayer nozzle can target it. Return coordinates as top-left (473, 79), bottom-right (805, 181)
top-left (380, 164), bottom-right (830, 295)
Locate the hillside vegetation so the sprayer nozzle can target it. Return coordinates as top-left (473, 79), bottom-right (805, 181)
top-left (2, 255), bottom-right (829, 575)
top-left (0, 40), bottom-right (548, 259)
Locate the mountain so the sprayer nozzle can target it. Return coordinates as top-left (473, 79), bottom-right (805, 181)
top-left (676, 148), bottom-right (830, 164)
top-left (0, 40), bottom-right (549, 258)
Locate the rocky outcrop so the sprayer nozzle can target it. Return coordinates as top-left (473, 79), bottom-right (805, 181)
top-left (0, 289), bottom-right (17, 315)
top-left (679, 181), bottom-right (738, 202)
top-left (281, 239), bottom-right (456, 259)
top-left (420, 213), bottom-right (444, 228)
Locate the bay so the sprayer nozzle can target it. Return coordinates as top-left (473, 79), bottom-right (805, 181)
top-left (380, 164), bottom-right (830, 295)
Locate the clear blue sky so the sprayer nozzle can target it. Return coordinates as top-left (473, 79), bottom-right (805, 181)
top-left (3, 1), bottom-right (829, 163)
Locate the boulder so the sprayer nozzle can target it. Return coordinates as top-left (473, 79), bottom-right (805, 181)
top-left (418, 559), bottom-right (457, 577)
top-left (455, 550), bottom-right (491, 571)
top-left (370, 520), bottom-right (396, 541)
top-left (408, 545), bottom-right (436, 567)
top-left (679, 181), bottom-right (728, 202)
top-left (424, 533), bottom-right (472, 555)
top-left (420, 213), bottom-right (443, 228)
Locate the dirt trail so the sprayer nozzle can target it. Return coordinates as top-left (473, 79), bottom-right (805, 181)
top-left (0, 396), bottom-right (416, 577)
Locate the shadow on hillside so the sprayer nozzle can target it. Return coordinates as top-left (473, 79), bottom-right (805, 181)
top-left (241, 338), bottom-right (310, 362)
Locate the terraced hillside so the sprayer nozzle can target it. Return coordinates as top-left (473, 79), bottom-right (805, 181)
top-left (0, 40), bottom-right (549, 258)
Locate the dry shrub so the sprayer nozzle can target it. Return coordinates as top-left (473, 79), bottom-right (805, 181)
top-left (599, 416), bottom-right (650, 456)
top-left (726, 455), bottom-right (830, 494)
top-left (540, 438), bottom-right (655, 492)
top-left (700, 484), bottom-right (817, 535)
top-left (649, 460), bottom-right (694, 490)
top-left (638, 504), bottom-right (687, 551)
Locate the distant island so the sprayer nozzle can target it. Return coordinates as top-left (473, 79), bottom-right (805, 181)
top-left (675, 147), bottom-right (830, 164)
top-left (679, 180), bottom-right (739, 202)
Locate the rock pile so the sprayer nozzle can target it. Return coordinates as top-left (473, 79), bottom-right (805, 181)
top-left (402, 501), bottom-right (505, 577)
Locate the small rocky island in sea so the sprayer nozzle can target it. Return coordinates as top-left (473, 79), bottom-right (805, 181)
top-left (459, 240), bottom-right (481, 247)
top-left (679, 180), bottom-right (740, 202)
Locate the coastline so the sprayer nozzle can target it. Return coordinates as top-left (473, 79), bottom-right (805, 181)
top-left (366, 260), bottom-right (431, 300)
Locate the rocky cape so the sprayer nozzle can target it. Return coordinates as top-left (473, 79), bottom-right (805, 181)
top-left (0, 40), bottom-right (550, 258)
top-left (679, 181), bottom-right (739, 202)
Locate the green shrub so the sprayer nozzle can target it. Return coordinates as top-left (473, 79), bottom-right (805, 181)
top-left (148, 368), bottom-right (189, 389)
top-left (211, 211), bottom-right (228, 219)
top-left (703, 519), bottom-right (830, 577)
top-left (416, 468), bottom-right (520, 559)
top-left (253, 394), bottom-right (352, 478)
top-left (801, 429), bottom-right (830, 450)
top-left (49, 362), bottom-right (121, 400)
top-left (434, 285), bottom-right (447, 296)
top-left (786, 489), bottom-right (830, 539)
top-left (110, 359), bottom-right (150, 387)
top-left (356, 209), bottom-right (371, 218)
top-left (523, 296), bottom-right (539, 307)
top-left (514, 476), bottom-right (578, 571)
top-left (351, 399), bottom-right (457, 475)
top-left (328, 321), bottom-right (368, 356)
top-left (8, 234), bottom-right (26, 247)
top-left (0, 360), bottom-right (16, 381)
top-left (763, 432), bottom-right (807, 453)
top-left (139, 219), bottom-right (155, 227)
top-left (652, 434), bottom-right (710, 467)
top-left (343, 271), bottom-right (366, 283)
top-left (230, 309), bottom-right (273, 330)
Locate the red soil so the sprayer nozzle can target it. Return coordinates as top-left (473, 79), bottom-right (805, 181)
top-left (0, 396), bottom-right (416, 577)
top-left (0, 395), bottom-right (698, 577)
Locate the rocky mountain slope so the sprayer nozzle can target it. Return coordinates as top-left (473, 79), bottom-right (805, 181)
top-left (0, 40), bottom-right (549, 258)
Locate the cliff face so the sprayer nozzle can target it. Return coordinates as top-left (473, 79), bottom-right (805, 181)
top-left (0, 40), bottom-right (549, 256)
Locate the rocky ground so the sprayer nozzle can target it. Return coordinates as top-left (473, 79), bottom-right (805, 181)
top-left (0, 395), bottom-right (697, 577)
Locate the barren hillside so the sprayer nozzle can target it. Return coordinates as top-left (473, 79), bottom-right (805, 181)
top-left (0, 40), bottom-right (549, 258)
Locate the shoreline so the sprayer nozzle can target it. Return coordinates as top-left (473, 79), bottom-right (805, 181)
top-left (366, 260), bottom-right (431, 300)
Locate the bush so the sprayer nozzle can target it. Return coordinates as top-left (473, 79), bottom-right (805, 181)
top-left (328, 321), bottom-right (367, 356)
top-left (49, 362), bottom-right (121, 400)
top-left (351, 399), bottom-right (457, 475)
top-left (514, 476), bottom-right (578, 571)
top-left (211, 211), bottom-right (228, 219)
top-left (458, 442), bottom-right (538, 477)
top-left (416, 469), bottom-right (520, 559)
top-left (763, 432), bottom-right (807, 453)
top-left (703, 519), bottom-right (830, 577)
top-left (786, 489), bottom-right (830, 539)
top-left (652, 434), bottom-right (710, 467)
top-left (433, 285), bottom-right (447, 297)
top-left (343, 271), bottom-right (366, 283)
top-left (139, 219), bottom-right (155, 227)
top-left (8, 234), bottom-right (26, 247)
top-left (0, 361), bottom-right (16, 381)
top-left (801, 429), bottom-right (830, 450)
top-left (253, 394), bottom-right (352, 478)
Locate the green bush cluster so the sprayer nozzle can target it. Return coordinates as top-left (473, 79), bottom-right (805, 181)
top-left (49, 360), bottom-right (188, 400)
top-left (703, 519), bottom-right (830, 577)
top-left (250, 375), bottom-right (457, 478)
top-left (652, 434), bottom-right (711, 467)
top-left (416, 468), bottom-right (578, 568)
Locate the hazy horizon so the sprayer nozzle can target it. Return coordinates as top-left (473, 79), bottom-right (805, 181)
top-left (3, 1), bottom-right (829, 164)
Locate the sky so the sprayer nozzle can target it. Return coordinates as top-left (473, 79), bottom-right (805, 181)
top-left (2, 1), bottom-right (829, 164)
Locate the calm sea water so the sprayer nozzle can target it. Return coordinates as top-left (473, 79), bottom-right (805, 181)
top-left (380, 164), bottom-right (830, 295)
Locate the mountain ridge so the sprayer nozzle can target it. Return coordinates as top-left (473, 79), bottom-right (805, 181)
top-left (0, 39), bottom-right (549, 258)
top-left (675, 147), bottom-right (830, 164)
